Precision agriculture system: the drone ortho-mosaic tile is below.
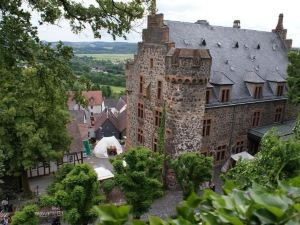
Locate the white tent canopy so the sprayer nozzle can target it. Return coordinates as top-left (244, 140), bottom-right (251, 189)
top-left (231, 152), bottom-right (254, 161)
top-left (221, 151), bottom-right (254, 173)
top-left (94, 136), bottom-right (123, 158)
top-left (94, 167), bottom-right (114, 181)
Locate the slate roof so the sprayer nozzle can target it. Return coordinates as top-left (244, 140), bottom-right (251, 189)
top-left (94, 108), bottom-right (127, 133)
top-left (94, 109), bottom-right (119, 131)
top-left (69, 110), bottom-right (85, 124)
top-left (164, 20), bottom-right (288, 104)
top-left (104, 99), bottom-right (119, 109)
top-left (249, 120), bottom-right (296, 139)
top-left (118, 109), bottom-right (127, 132)
top-left (116, 97), bottom-right (127, 112)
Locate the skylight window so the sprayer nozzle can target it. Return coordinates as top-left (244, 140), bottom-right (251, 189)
top-left (217, 42), bottom-right (222, 47)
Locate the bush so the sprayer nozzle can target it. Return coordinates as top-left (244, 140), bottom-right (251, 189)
top-left (102, 179), bottom-right (116, 195)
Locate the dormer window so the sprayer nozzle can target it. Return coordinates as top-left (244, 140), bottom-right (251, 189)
top-left (277, 84), bottom-right (284, 96)
top-left (221, 88), bottom-right (230, 102)
top-left (254, 86), bottom-right (263, 99)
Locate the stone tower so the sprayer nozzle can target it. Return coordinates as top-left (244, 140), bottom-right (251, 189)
top-left (165, 49), bottom-right (211, 155)
top-left (126, 13), bottom-right (212, 155)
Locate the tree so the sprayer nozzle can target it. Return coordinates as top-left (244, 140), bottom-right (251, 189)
top-left (0, 42), bottom-right (74, 195)
top-left (0, 0), bottom-right (152, 194)
top-left (111, 147), bottom-right (164, 218)
top-left (171, 152), bottom-right (213, 198)
top-left (287, 51), bottom-right (300, 139)
top-left (287, 51), bottom-right (300, 108)
top-left (1, 1), bottom-right (152, 40)
top-left (11, 204), bottom-right (39, 225)
top-left (41, 164), bottom-right (102, 225)
top-left (224, 130), bottom-right (300, 189)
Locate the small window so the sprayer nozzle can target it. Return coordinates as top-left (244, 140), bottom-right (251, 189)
top-left (274, 107), bottom-right (283, 123)
top-left (139, 76), bottom-right (144, 94)
top-left (157, 81), bottom-right (162, 100)
top-left (153, 138), bottom-right (158, 152)
top-left (216, 145), bottom-right (227, 162)
top-left (150, 58), bottom-right (154, 68)
top-left (254, 86), bottom-right (263, 99)
top-left (252, 111), bottom-right (261, 127)
top-left (277, 84), bottom-right (284, 96)
top-left (202, 119), bottom-right (211, 137)
top-left (233, 141), bottom-right (244, 154)
top-left (91, 116), bottom-right (95, 126)
top-left (154, 110), bottom-right (162, 127)
top-left (221, 89), bottom-right (230, 102)
top-left (206, 90), bottom-right (210, 104)
top-left (138, 103), bottom-right (144, 119)
top-left (91, 105), bottom-right (93, 109)
top-left (137, 128), bottom-right (144, 144)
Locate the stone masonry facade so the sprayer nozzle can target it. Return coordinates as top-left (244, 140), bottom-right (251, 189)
top-left (126, 13), bottom-right (297, 166)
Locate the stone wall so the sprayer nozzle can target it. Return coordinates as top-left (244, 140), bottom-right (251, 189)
top-left (202, 99), bottom-right (295, 165)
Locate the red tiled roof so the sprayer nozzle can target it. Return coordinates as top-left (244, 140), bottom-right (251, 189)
top-left (82, 91), bottom-right (103, 105)
top-left (67, 91), bottom-right (103, 109)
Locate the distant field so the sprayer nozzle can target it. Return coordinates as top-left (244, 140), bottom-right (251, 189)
top-left (111, 86), bottom-right (126, 94)
top-left (76, 54), bottom-right (133, 61)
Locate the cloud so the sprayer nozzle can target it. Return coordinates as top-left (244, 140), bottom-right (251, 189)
top-left (36, 0), bottom-right (300, 46)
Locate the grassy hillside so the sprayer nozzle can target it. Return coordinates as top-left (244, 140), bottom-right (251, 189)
top-left (76, 53), bottom-right (133, 62)
top-left (50, 41), bottom-right (137, 54)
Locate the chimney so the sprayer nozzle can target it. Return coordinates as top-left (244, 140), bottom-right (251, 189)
top-left (275, 13), bottom-right (284, 31)
top-left (272, 13), bottom-right (293, 50)
top-left (233, 20), bottom-right (240, 28)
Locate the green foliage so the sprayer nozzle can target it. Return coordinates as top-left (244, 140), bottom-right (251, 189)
top-left (94, 181), bottom-right (300, 225)
top-left (11, 204), bottom-right (39, 225)
top-left (0, 42), bottom-right (75, 193)
top-left (1, 0), bottom-right (152, 40)
top-left (41, 164), bottom-right (102, 225)
top-left (158, 103), bottom-right (166, 154)
top-left (96, 204), bottom-right (132, 225)
top-left (101, 85), bottom-right (113, 98)
top-left (171, 152), bottom-right (213, 198)
top-left (224, 130), bottom-right (300, 189)
top-left (287, 51), bottom-right (300, 107)
top-left (111, 147), bottom-right (164, 218)
top-left (102, 179), bottom-right (116, 195)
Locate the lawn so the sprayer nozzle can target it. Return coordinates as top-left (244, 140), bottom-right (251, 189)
top-left (111, 86), bottom-right (126, 94)
top-left (76, 54), bottom-right (133, 62)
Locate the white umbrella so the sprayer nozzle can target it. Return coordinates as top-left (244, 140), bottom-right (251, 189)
top-left (94, 167), bottom-right (114, 181)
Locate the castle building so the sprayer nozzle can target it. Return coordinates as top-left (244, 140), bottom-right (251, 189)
top-left (126, 13), bottom-right (297, 166)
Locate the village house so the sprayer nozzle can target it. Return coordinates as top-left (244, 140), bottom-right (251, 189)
top-left (93, 97), bottom-right (127, 141)
top-left (126, 12), bottom-right (297, 166)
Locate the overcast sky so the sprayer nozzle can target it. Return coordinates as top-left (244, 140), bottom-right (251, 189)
top-left (36, 0), bottom-right (300, 47)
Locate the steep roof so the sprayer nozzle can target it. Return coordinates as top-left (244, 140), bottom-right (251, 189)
top-left (69, 110), bottom-right (85, 124)
top-left (118, 109), bottom-right (127, 132)
top-left (94, 109), bottom-right (119, 131)
top-left (67, 119), bottom-right (83, 153)
top-left (164, 20), bottom-right (288, 104)
top-left (103, 99), bottom-right (119, 109)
